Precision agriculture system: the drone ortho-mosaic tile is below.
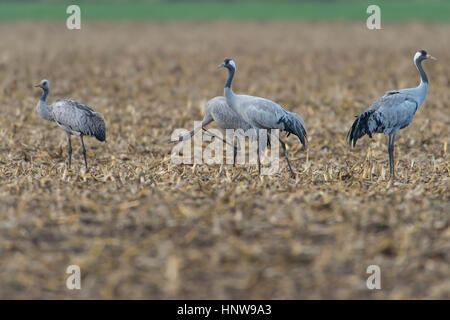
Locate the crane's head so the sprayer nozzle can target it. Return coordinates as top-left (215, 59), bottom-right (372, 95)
top-left (217, 58), bottom-right (236, 71)
top-left (414, 50), bottom-right (436, 63)
top-left (35, 79), bottom-right (50, 91)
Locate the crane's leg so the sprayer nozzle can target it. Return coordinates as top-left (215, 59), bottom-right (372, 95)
top-left (232, 136), bottom-right (241, 167)
top-left (66, 132), bottom-right (72, 169)
top-left (233, 144), bottom-right (237, 167)
top-left (388, 134), bottom-right (396, 179)
top-left (256, 129), bottom-right (261, 175)
top-left (279, 138), bottom-right (295, 178)
top-left (202, 128), bottom-right (233, 148)
top-left (180, 129), bottom-right (196, 142)
top-left (79, 135), bottom-right (88, 171)
top-left (174, 115), bottom-right (213, 143)
top-left (176, 127), bottom-right (227, 145)
top-left (202, 128), bottom-right (238, 166)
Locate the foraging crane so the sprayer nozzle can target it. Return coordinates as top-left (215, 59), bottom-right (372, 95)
top-left (35, 79), bottom-right (106, 171)
top-left (218, 58), bottom-right (307, 178)
top-left (176, 96), bottom-right (252, 164)
top-left (347, 50), bottom-right (436, 178)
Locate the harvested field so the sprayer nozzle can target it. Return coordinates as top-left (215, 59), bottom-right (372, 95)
top-left (0, 22), bottom-right (448, 299)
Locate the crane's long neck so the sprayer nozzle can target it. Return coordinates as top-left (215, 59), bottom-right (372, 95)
top-left (40, 88), bottom-right (49, 102)
top-left (416, 58), bottom-right (428, 85)
top-left (224, 67), bottom-right (237, 103)
top-left (415, 58), bottom-right (429, 106)
top-left (225, 67), bottom-right (235, 89)
top-left (37, 88), bottom-right (53, 121)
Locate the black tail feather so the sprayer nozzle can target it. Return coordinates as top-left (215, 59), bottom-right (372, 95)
top-left (95, 130), bottom-right (106, 142)
top-left (347, 111), bottom-right (374, 147)
top-left (281, 113), bottom-right (307, 147)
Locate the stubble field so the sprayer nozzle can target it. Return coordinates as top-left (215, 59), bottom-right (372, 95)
top-left (0, 22), bottom-right (448, 299)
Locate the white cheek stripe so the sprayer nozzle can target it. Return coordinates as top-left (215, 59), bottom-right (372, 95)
top-left (414, 52), bottom-right (421, 61)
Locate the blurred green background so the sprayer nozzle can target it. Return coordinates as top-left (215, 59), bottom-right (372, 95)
top-left (0, 0), bottom-right (448, 22)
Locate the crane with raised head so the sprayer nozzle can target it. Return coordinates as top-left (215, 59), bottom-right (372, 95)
top-left (347, 50), bottom-right (436, 178)
top-left (218, 58), bottom-right (307, 178)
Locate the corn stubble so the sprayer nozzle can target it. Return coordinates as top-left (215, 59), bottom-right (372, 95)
top-left (0, 22), bottom-right (448, 299)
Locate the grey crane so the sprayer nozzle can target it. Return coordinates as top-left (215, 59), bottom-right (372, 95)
top-left (178, 96), bottom-right (252, 139)
top-left (35, 79), bottom-right (106, 171)
top-left (347, 50), bottom-right (436, 178)
top-left (218, 58), bottom-right (307, 178)
top-left (176, 96), bottom-right (252, 164)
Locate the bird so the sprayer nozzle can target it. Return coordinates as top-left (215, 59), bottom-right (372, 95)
top-left (218, 58), bottom-right (307, 178)
top-left (347, 50), bottom-right (436, 178)
top-left (175, 96), bottom-right (252, 164)
top-left (35, 79), bottom-right (106, 171)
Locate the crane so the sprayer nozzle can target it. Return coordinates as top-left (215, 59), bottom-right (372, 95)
top-left (218, 58), bottom-right (307, 178)
top-left (347, 50), bottom-right (436, 178)
top-left (35, 79), bottom-right (106, 171)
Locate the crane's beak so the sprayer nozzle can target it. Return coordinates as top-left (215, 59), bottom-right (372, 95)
top-left (35, 84), bottom-right (42, 88)
top-left (427, 54), bottom-right (437, 60)
top-left (217, 63), bottom-right (225, 69)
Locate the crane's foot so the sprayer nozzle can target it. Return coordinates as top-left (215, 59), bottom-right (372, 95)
top-left (80, 167), bottom-right (90, 174)
top-left (389, 166), bottom-right (395, 180)
top-left (286, 161), bottom-right (295, 179)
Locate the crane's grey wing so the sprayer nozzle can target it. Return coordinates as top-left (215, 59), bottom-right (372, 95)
top-left (238, 96), bottom-right (284, 127)
top-left (348, 92), bottom-right (418, 146)
top-left (374, 95), bottom-right (418, 132)
top-left (51, 100), bottom-right (106, 142)
top-left (208, 96), bottom-right (251, 130)
top-left (242, 98), bottom-right (307, 146)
